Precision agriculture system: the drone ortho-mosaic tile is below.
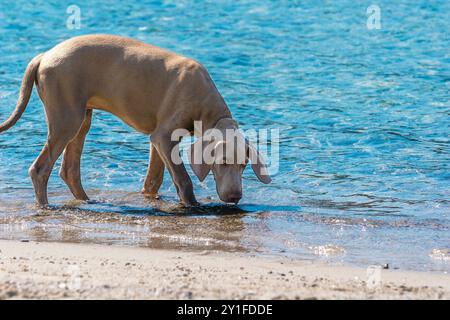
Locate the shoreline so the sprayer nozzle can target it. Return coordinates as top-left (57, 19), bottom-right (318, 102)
top-left (0, 240), bottom-right (448, 299)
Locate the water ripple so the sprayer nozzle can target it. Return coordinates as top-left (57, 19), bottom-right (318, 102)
top-left (0, 0), bottom-right (449, 272)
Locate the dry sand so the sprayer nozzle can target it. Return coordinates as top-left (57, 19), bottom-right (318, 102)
top-left (0, 240), bottom-right (448, 300)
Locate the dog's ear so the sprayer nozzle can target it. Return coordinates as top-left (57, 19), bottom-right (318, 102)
top-left (188, 138), bottom-right (212, 182)
top-left (247, 141), bottom-right (272, 184)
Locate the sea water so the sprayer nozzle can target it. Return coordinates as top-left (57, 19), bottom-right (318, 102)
top-left (0, 0), bottom-right (448, 272)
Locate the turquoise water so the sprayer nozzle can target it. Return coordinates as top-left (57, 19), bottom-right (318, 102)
top-left (0, 1), bottom-right (449, 272)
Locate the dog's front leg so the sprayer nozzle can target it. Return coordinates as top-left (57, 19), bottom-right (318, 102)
top-left (151, 132), bottom-right (199, 206)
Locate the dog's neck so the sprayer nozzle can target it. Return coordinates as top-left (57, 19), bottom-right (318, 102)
top-left (212, 117), bottom-right (238, 131)
top-left (194, 115), bottom-right (237, 138)
top-left (196, 90), bottom-right (235, 133)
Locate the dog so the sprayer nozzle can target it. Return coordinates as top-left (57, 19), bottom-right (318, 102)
top-left (0, 34), bottom-right (271, 206)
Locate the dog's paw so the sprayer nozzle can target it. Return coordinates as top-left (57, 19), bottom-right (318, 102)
top-left (141, 189), bottom-right (160, 198)
top-left (181, 200), bottom-right (201, 207)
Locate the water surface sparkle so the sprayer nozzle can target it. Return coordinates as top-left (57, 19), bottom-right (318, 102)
top-left (0, 1), bottom-right (449, 272)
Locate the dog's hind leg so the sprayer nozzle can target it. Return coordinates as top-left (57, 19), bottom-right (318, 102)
top-left (59, 109), bottom-right (93, 200)
top-left (141, 143), bottom-right (165, 197)
top-left (29, 100), bottom-right (86, 206)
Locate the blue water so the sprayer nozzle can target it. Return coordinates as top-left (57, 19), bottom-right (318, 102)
top-left (0, 0), bottom-right (449, 272)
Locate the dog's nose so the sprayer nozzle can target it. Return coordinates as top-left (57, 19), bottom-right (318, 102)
top-left (226, 193), bottom-right (242, 204)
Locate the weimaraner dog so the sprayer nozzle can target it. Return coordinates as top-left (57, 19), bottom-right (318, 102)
top-left (0, 35), bottom-right (271, 207)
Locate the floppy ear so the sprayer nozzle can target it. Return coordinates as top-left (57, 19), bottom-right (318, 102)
top-left (247, 141), bottom-right (272, 184)
top-left (188, 138), bottom-right (212, 182)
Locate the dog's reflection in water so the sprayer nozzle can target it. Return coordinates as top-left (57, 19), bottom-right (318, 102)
top-left (28, 197), bottom-right (257, 252)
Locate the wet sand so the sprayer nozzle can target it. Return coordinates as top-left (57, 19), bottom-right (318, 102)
top-left (0, 240), bottom-right (448, 299)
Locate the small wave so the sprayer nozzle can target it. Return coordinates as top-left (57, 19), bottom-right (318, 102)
top-left (310, 244), bottom-right (346, 257)
top-left (148, 232), bottom-right (239, 249)
top-left (429, 249), bottom-right (450, 262)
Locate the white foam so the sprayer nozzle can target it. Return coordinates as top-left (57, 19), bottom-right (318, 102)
top-left (310, 244), bottom-right (346, 257)
top-left (429, 249), bottom-right (450, 261)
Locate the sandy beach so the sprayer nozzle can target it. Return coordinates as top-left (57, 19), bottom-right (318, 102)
top-left (0, 240), bottom-right (448, 300)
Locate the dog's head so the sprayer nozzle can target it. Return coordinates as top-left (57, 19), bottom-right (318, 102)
top-left (188, 121), bottom-right (271, 204)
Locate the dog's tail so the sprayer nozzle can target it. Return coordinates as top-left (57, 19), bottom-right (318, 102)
top-left (0, 53), bottom-right (44, 133)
